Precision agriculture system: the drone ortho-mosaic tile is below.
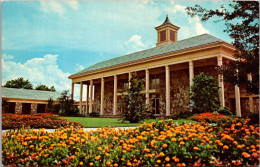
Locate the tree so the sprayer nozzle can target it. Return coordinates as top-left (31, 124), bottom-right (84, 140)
top-left (46, 98), bottom-right (60, 114)
top-left (186, 1), bottom-right (259, 94)
top-left (190, 72), bottom-right (220, 113)
top-left (4, 77), bottom-right (33, 89)
top-left (58, 90), bottom-right (79, 116)
top-left (35, 84), bottom-right (56, 92)
top-left (119, 72), bottom-right (149, 123)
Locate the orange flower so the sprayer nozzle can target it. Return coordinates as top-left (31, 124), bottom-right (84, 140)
top-left (223, 145), bottom-right (229, 150)
top-left (252, 153), bottom-right (258, 158)
top-left (114, 163), bottom-right (118, 167)
top-left (180, 141), bottom-right (185, 145)
top-left (98, 147), bottom-right (102, 151)
top-left (165, 156), bottom-right (170, 162)
top-left (166, 163), bottom-right (171, 166)
top-left (193, 147), bottom-right (199, 150)
top-left (175, 158), bottom-right (180, 163)
top-left (237, 145), bottom-right (242, 149)
top-left (163, 144), bottom-right (168, 148)
top-left (156, 160), bottom-right (161, 163)
top-left (106, 161), bottom-right (111, 166)
top-left (89, 162), bottom-right (94, 166)
top-left (79, 161), bottom-right (83, 165)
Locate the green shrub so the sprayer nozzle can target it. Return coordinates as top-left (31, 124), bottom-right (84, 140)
top-left (119, 72), bottom-right (149, 123)
top-left (89, 112), bottom-right (100, 117)
top-left (215, 106), bottom-right (233, 116)
top-left (190, 72), bottom-right (220, 114)
top-left (172, 110), bottom-right (193, 119)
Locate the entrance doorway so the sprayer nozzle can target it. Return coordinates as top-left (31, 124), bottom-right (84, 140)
top-left (22, 103), bottom-right (31, 114)
top-left (151, 94), bottom-right (159, 116)
top-left (8, 102), bottom-right (16, 114)
top-left (37, 104), bottom-right (46, 113)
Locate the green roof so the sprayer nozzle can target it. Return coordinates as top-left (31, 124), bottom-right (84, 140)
top-left (72, 34), bottom-right (222, 76)
top-left (2, 87), bottom-right (61, 100)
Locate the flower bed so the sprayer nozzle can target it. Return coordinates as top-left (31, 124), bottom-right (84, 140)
top-left (2, 118), bottom-right (259, 166)
top-left (2, 113), bottom-right (83, 129)
top-left (190, 112), bottom-right (228, 123)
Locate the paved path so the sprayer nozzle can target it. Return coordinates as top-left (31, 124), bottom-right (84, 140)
top-left (1, 126), bottom-right (136, 134)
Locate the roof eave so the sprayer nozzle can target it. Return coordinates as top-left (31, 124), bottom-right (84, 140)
top-left (69, 41), bottom-right (234, 80)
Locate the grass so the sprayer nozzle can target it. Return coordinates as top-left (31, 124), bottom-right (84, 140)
top-left (62, 117), bottom-right (197, 128)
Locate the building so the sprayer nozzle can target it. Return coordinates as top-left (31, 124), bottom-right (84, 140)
top-left (2, 87), bottom-right (61, 114)
top-left (69, 16), bottom-right (259, 117)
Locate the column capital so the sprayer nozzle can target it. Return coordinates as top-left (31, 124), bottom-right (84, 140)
top-left (217, 55), bottom-right (223, 60)
top-left (189, 60), bottom-right (193, 65)
top-left (165, 65), bottom-right (169, 70)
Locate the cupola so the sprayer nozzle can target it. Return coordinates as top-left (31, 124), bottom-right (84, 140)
top-left (155, 15), bottom-right (180, 46)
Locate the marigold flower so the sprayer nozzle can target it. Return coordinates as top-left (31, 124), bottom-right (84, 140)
top-left (79, 161), bottom-right (83, 165)
top-left (156, 160), bottom-right (161, 163)
top-left (193, 147), bottom-right (199, 150)
top-left (165, 156), bottom-right (170, 162)
top-left (106, 161), bottom-right (111, 166)
top-left (98, 147), bottom-right (102, 151)
top-left (180, 141), bottom-right (185, 145)
top-left (223, 145), bottom-right (229, 150)
top-left (175, 158), bottom-right (180, 163)
top-left (114, 163), bottom-right (118, 167)
top-left (162, 144), bottom-right (168, 148)
top-left (89, 162), bottom-right (94, 166)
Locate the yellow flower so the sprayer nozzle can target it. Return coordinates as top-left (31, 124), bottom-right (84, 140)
top-left (163, 144), bottom-right (168, 148)
top-left (156, 160), bottom-right (161, 163)
top-left (98, 147), bottom-right (102, 151)
top-left (79, 161), bottom-right (83, 165)
top-left (166, 163), bottom-right (171, 166)
top-left (165, 156), bottom-right (170, 162)
top-left (180, 141), bottom-right (185, 145)
top-left (89, 162), bottom-right (94, 166)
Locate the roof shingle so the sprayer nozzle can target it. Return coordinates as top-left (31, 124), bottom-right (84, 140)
top-left (72, 34), bottom-right (223, 76)
top-left (2, 87), bottom-right (61, 100)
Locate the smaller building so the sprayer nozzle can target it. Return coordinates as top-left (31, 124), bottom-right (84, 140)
top-left (2, 87), bottom-right (61, 114)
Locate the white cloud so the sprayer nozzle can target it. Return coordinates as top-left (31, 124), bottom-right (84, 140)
top-left (40, 0), bottom-right (79, 15)
top-left (2, 53), bottom-right (14, 60)
top-left (2, 54), bottom-right (71, 92)
top-left (40, 1), bottom-right (65, 15)
top-left (66, 1), bottom-right (79, 10)
top-left (124, 34), bottom-right (147, 53)
top-left (171, 4), bottom-right (209, 38)
top-left (75, 63), bottom-right (84, 72)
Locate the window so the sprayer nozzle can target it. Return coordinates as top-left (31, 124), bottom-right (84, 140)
top-left (123, 82), bottom-right (129, 90)
top-left (151, 77), bottom-right (160, 89)
top-left (160, 30), bottom-right (166, 42)
top-left (170, 30), bottom-right (175, 41)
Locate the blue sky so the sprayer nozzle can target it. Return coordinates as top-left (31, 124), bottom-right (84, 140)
top-left (2, 0), bottom-right (235, 98)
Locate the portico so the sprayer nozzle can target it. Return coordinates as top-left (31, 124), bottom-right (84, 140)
top-left (69, 16), bottom-right (258, 117)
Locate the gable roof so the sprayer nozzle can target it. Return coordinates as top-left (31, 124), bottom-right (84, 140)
top-left (2, 87), bottom-right (61, 101)
top-left (71, 33), bottom-right (223, 77)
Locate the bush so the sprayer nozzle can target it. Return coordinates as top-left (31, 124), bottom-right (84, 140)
top-left (171, 110), bottom-right (193, 119)
top-left (119, 72), bottom-right (149, 123)
top-left (215, 106), bottom-right (233, 116)
top-left (248, 112), bottom-right (260, 124)
top-left (190, 72), bottom-right (220, 114)
top-left (2, 113), bottom-right (83, 129)
top-left (89, 112), bottom-right (100, 117)
top-left (2, 119), bottom-right (259, 166)
top-left (190, 112), bottom-right (228, 123)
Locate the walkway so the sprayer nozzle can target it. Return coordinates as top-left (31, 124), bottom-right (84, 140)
top-left (1, 126), bottom-right (136, 134)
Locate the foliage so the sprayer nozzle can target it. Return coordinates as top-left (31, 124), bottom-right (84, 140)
top-left (190, 112), bottom-right (228, 123)
top-left (171, 110), bottom-right (193, 119)
top-left (35, 84), bottom-right (56, 92)
top-left (2, 119), bottom-right (259, 166)
top-left (46, 98), bottom-right (60, 114)
top-left (190, 72), bottom-right (220, 113)
top-left (248, 112), bottom-right (259, 125)
top-left (89, 112), bottom-right (100, 117)
top-left (4, 77), bottom-right (33, 89)
top-left (216, 106), bottom-right (233, 116)
top-left (119, 72), bottom-right (149, 123)
top-left (58, 90), bottom-right (79, 116)
top-left (186, 1), bottom-right (259, 94)
top-left (2, 113), bottom-right (83, 129)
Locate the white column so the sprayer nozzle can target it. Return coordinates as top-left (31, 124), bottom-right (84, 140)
top-left (101, 78), bottom-right (104, 116)
top-left (113, 75), bottom-right (117, 115)
top-left (235, 85), bottom-right (241, 117)
top-left (145, 69), bottom-right (150, 105)
top-left (85, 84), bottom-right (88, 116)
top-left (165, 65), bottom-right (170, 116)
top-left (71, 83), bottom-right (74, 100)
top-left (217, 56), bottom-right (225, 107)
top-left (189, 60), bottom-right (194, 89)
top-left (89, 80), bottom-right (93, 114)
top-left (129, 72), bottom-right (132, 88)
top-left (79, 81), bottom-right (83, 115)
top-left (249, 96), bottom-right (254, 113)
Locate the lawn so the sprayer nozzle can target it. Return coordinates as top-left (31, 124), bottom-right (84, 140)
top-left (62, 117), bottom-right (197, 128)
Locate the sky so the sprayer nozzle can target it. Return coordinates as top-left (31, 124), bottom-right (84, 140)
top-left (2, 0), bottom-right (235, 100)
